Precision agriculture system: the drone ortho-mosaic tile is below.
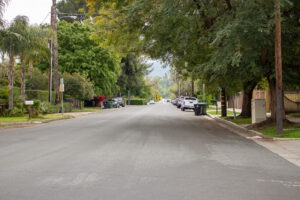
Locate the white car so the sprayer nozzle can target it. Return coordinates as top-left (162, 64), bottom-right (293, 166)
top-left (181, 97), bottom-right (198, 111)
top-left (149, 100), bottom-right (155, 105)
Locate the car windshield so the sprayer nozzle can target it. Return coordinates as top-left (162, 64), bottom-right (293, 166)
top-left (185, 98), bottom-right (196, 100)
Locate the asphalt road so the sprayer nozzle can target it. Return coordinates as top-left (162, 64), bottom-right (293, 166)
top-left (0, 104), bottom-right (300, 200)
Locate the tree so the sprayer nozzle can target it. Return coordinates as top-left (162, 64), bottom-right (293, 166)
top-left (57, 0), bottom-right (88, 23)
top-left (19, 23), bottom-right (51, 102)
top-left (118, 53), bottom-right (150, 101)
top-left (57, 21), bottom-right (121, 97)
top-left (86, 0), bottom-right (300, 120)
top-left (0, 0), bottom-right (9, 25)
top-left (1, 16), bottom-right (24, 108)
top-left (62, 72), bottom-right (95, 100)
top-left (11, 16), bottom-right (30, 102)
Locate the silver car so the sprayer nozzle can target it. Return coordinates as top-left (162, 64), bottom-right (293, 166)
top-left (181, 97), bottom-right (198, 111)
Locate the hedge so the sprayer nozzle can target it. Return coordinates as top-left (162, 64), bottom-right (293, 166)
top-left (26, 90), bottom-right (50, 102)
top-left (127, 98), bottom-right (147, 105)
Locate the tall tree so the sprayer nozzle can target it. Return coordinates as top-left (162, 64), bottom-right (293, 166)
top-left (56, 21), bottom-right (121, 97)
top-left (118, 53), bottom-right (150, 100)
top-left (2, 16), bottom-right (24, 108)
top-left (0, 0), bottom-right (9, 25)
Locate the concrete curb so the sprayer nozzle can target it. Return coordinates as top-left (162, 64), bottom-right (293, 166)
top-left (207, 114), bottom-right (274, 140)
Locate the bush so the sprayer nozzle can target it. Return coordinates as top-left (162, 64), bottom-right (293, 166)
top-left (26, 68), bottom-right (48, 90)
top-left (0, 87), bottom-right (21, 105)
top-left (63, 102), bottom-right (73, 112)
top-left (127, 98), bottom-right (147, 105)
top-left (2, 108), bottom-right (24, 117)
top-left (26, 90), bottom-right (49, 102)
top-left (48, 103), bottom-right (73, 114)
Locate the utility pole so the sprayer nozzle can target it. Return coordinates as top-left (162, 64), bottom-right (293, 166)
top-left (275, 0), bottom-right (283, 135)
top-left (48, 38), bottom-right (53, 103)
top-left (51, 0), bottom-right (60, 104)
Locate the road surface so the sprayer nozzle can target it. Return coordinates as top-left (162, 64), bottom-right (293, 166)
top-left (0, 104), bottom-right (300, 200)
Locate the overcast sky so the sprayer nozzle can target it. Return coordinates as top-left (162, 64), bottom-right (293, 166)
top-left (3, 0), bottom-right (169, 77)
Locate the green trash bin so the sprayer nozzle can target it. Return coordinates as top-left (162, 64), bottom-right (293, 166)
top-left (108, 100), bottom-right (113, 108)
top-left (103, 100), bottom-right (112, 109)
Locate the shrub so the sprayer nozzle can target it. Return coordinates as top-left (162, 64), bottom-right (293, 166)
top-left (26, 90), bottom-right (49, 102)
top-left (2, 108), bottom-right (24, 117)
top-left (63, 102), bottom-right (73, 112)
top-left (0, 87), bottom-right (21, 105)
top-left (39, 101), bottom-right (51, 114)
top-left (0, 78), bottom-right (8, 87)
top-left (127, 98), bottom-right (147, 105)
top-left (26, 68), bottom-right (48, 90)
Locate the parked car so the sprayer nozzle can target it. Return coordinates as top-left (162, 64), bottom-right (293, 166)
top-left (149, 100), bottom-right (155, 105)
top-left (115, 97), bottom-right (125, 107)
top-left (177, 96), bottom-right (186, 108)
top-left (111, 98), bottom-right (120, 108)
top-left (181, 97), bottom-right (198, 111)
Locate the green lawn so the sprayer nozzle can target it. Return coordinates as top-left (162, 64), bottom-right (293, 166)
top-left (72, 108), bottom-right (101, 112)
top-left (256, 126), bottom-right (300, 138)
top-left (231, 118), bottom-right (252, 125)
top-left (0, 114), bottom-right (71, 123)
top-left (288, 113), bottom-right (300, 118)
top-left (207, 110), bottom-right (240, 116)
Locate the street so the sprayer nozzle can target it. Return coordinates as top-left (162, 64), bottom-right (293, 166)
top-left (0, 104), bottom-right (300, 200)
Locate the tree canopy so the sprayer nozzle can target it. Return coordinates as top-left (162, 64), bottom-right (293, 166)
top-left (57, 20), bottom-right (121, 97)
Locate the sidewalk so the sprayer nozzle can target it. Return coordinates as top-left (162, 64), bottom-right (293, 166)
top-left (208, 113), bottom-right (300, 167)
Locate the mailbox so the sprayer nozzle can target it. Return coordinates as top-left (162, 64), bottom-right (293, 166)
top-left (25, 101), bottom-right (34, 105)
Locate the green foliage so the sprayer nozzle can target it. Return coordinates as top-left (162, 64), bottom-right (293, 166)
top-left (38, 101), bottom-right (73, 114)
top-left (26, 68), bottom-right (48, 90)
top-left (118, 53), bottom-right (151, 98)
top-left (0, 87), bottom-right (21, 104)
top-left (0, 78), bottom-right (8, 87)
top-left (2, 108), bottom-right (24, 117)
top-left (127, 98), bottom-right (146, 105)
top-left (57, 0), bottom-right (88, 23)
top-left (57, 21), bottom-right (121, 97)
top-left (62, 72), bottom-right (95, 101)
top-left (26, 90), bottom-right (49, 102)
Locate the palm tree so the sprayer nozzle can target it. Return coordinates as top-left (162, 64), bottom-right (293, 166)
top-left (20, 25), bottom-right (51, 101)
top-left (0, 0), bottom-right (9, 25)
top-left (12, 16), bottom-right (30, 102)
top-left (1, 16), bottom-right (25, 108)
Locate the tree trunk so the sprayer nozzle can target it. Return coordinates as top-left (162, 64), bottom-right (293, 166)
top-left (8, 55), bottom-right (15, 109)
top-left (221, 88), bottom-right (227, 117)
top-left (268, 78), bottom-right (286, 121)
top-left (178, 80), bottom-right (181, 96)
top-left (52, 0), bottom-right (60, 104)
top-left (1, 52), bottom-right (5, 78)
top-left (240, 81), bottom-right (257, 117)
top-left (191, 79), bottom-right (194, 97)
top-left (21, 54), bottom-right (26, 102)
top-left (28, 60), bottom-right (34, 73)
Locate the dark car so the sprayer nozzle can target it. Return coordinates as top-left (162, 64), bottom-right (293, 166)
top-left (111, 98), bottom-right (120, 108)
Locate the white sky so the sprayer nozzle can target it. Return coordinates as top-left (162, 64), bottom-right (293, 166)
top-left (3, 0), bottom-right (169, 77)
top-left (3, 0), bottom-right (52, 25)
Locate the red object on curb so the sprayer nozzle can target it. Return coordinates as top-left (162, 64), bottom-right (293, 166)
top-left (94, 95), bottom-right (106, 107)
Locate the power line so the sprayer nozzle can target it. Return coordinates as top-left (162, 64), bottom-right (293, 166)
top-left (40, 12), bottom-right (50, 24)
